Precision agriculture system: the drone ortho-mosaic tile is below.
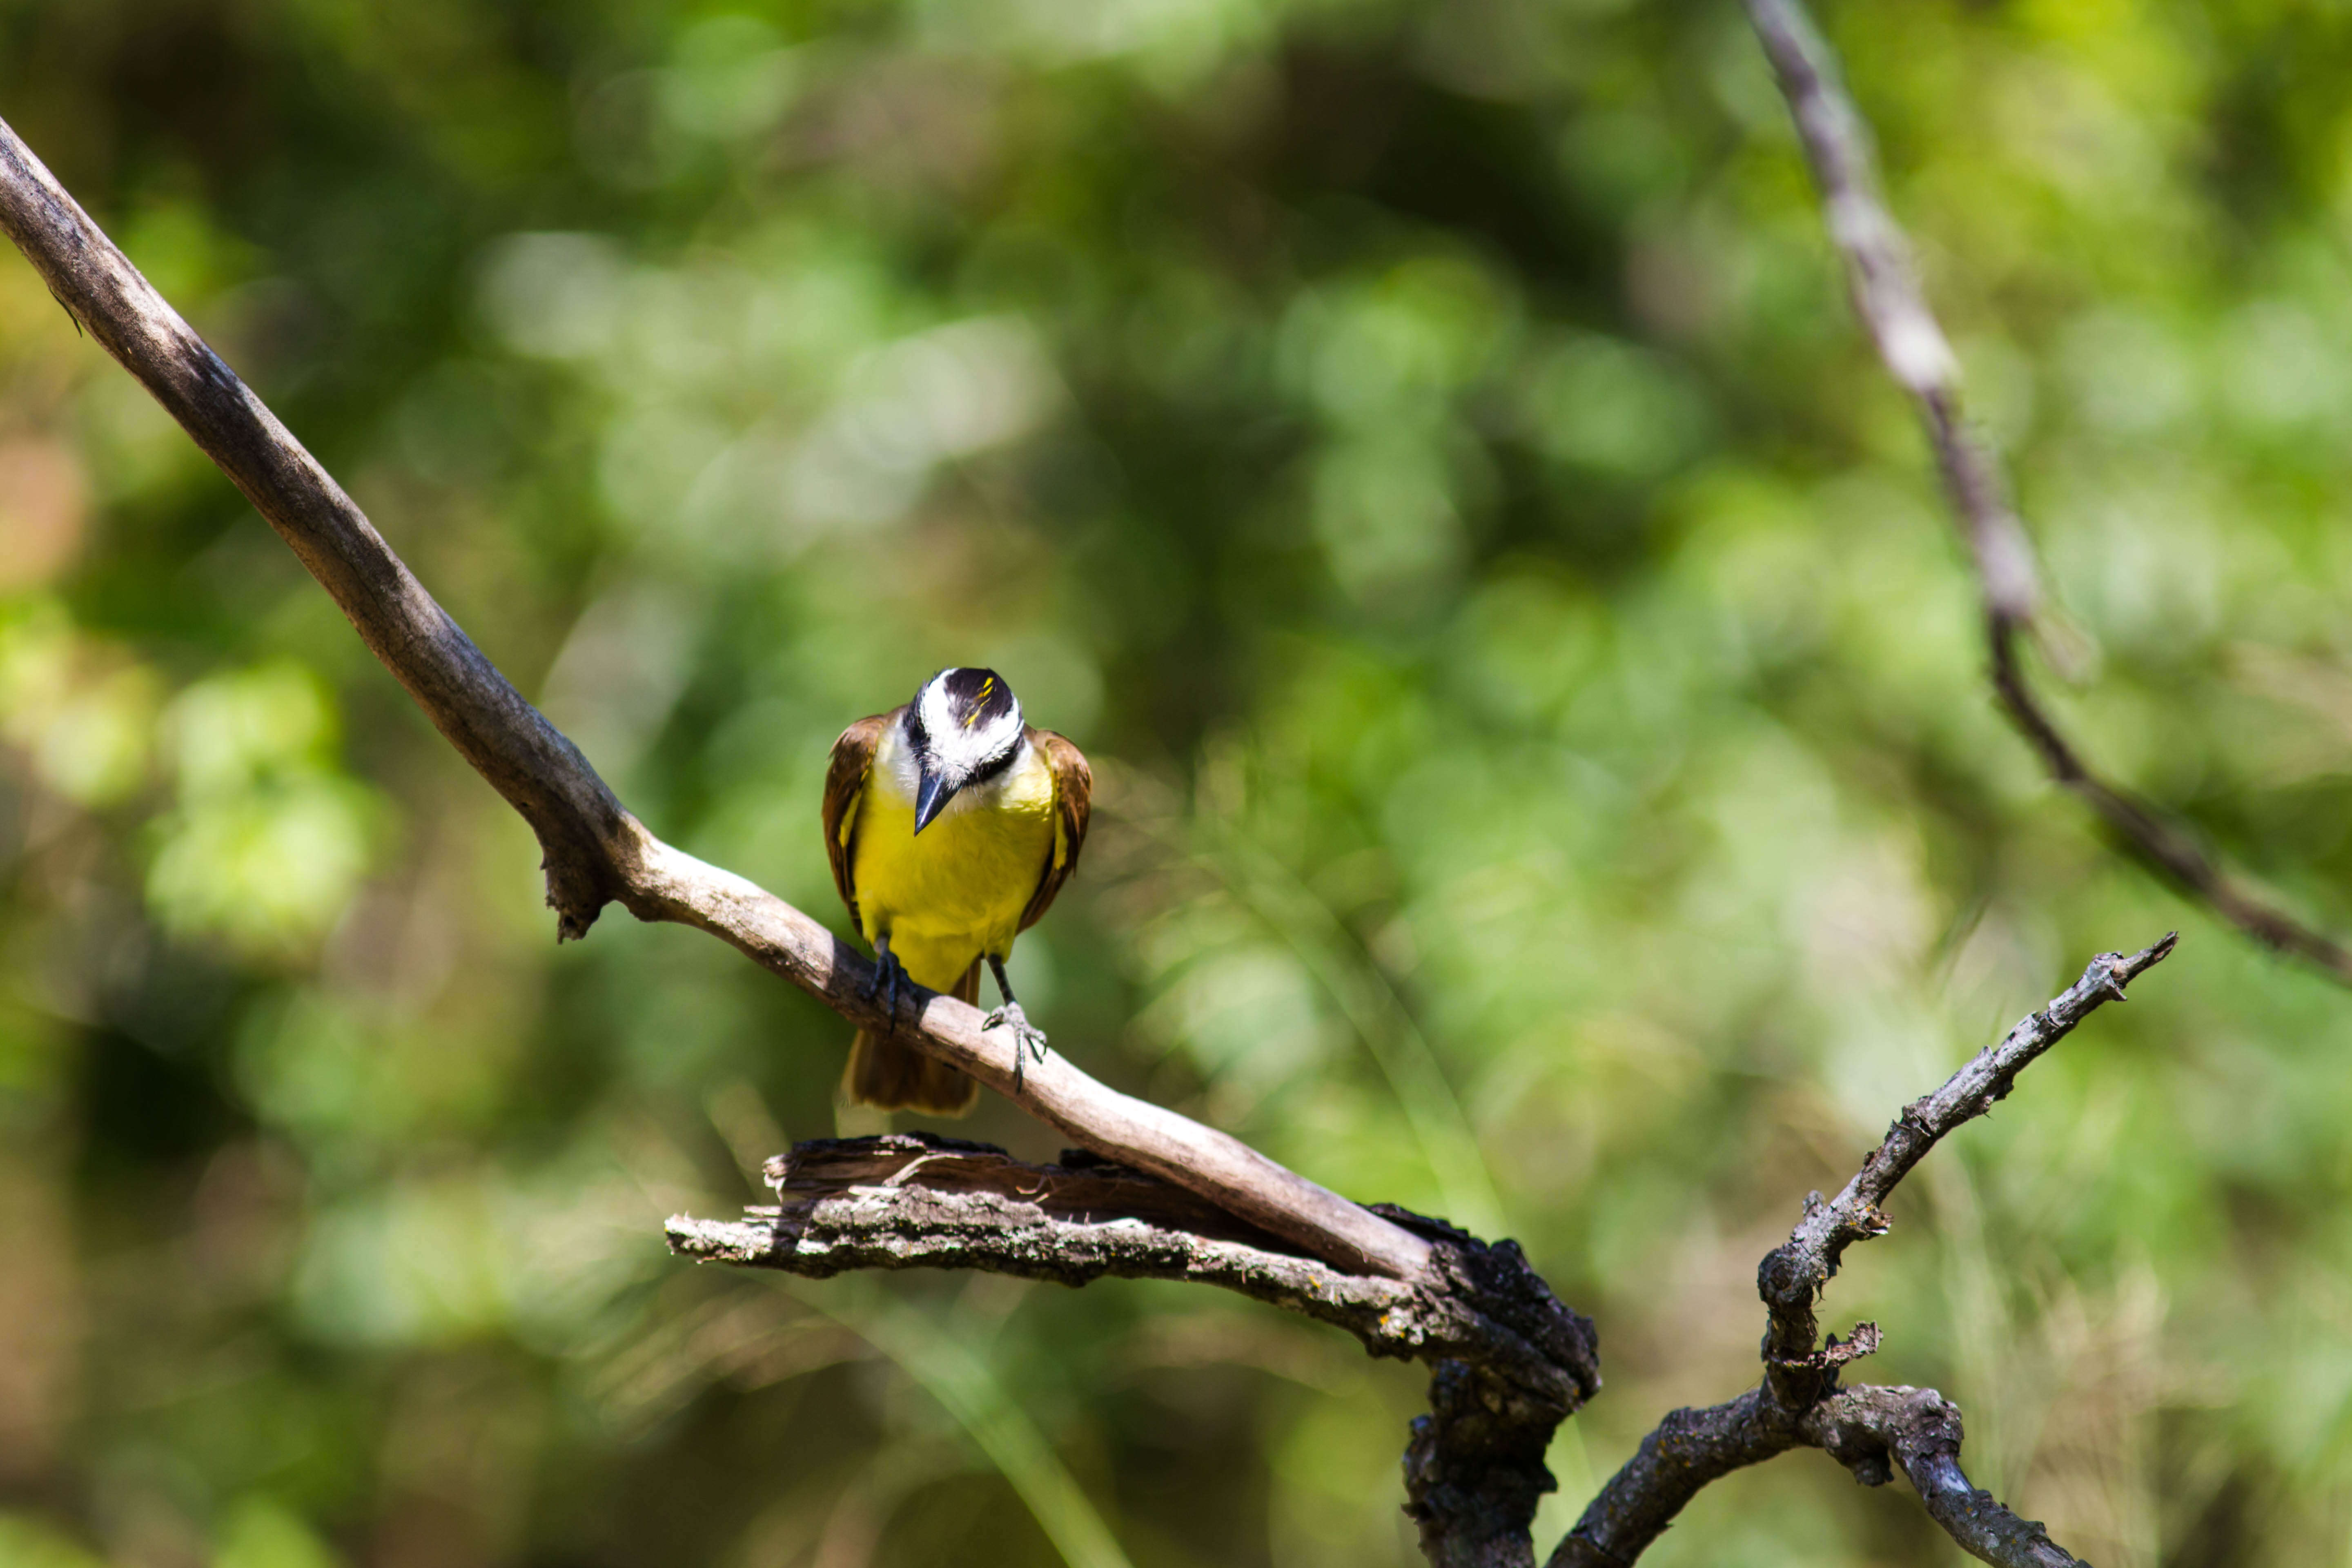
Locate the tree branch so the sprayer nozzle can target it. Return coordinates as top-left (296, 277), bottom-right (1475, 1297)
top-left (1746, 0), bottom-right (2352, 984)
top-left (1546, 1388), bottom-right (1797, 1568)
top-left (0, 113), bottom-right (1431, 1284)
top-left (1550, 938), bottom-right (2173, 1568)
top-left (1406, 1357), bottom-right (1581, 1568)
top-left (1755, 934), bottom-right (2174, 1391)
top-left (671, 1132), bottom-right (1602, 1568)
top-left (1805, 1386), bottom-right (2082, 1568)
top-left (672, 1133), bottom-right (1598, 1405)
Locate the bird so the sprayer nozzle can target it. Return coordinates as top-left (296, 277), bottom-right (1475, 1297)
top-left (822, 666), bottom-right (1092, 1114)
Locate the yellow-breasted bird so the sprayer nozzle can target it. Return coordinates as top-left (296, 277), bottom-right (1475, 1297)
top-left (822, 667), bottom-right (1092, 1114)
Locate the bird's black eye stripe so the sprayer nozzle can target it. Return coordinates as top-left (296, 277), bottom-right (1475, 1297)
top-left (906, 705), bottom-right (929, 751)
top-left (969, 742), bottom-right (1019, 784)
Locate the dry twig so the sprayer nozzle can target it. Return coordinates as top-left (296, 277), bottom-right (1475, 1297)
top-left (1746, 0), bottom-right (2352, 984)
top-left (1550, 935), bottom-right (2174, 1568)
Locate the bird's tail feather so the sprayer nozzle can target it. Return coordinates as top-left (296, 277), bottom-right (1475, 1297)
top-left (842, 960), bottom-right (982, 1115)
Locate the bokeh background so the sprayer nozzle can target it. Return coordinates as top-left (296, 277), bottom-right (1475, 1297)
top-left (1, 0), bottom-right (2350, 1563)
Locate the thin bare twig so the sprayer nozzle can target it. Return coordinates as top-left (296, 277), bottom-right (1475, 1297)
top-left (1755, 934), bottom-right (2176, 1390)
top-left (1550, 936), bottom-right (2173, 1568)
top-left (1747, 0), bottom-right (2352, 984)
top-left (0, 113), bottom-right (1430, 1283)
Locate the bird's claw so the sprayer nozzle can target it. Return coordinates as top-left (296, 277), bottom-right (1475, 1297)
top-left (863, 949), bottom-right (911, 1030)
top-left (982, 1002), bottom-right (1051, 1094)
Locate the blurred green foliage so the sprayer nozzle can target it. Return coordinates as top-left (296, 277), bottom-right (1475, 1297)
top-left (2, 0), bottom-right (2352, 1564)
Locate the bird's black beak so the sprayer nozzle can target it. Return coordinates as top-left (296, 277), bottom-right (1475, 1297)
top-left (913, 768), bottom-right (960, 835)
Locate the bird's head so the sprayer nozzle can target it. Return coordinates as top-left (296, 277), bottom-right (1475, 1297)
top-left (907, 666), bottom-right (1024, 833)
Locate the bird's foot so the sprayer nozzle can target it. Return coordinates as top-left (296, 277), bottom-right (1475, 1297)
top-left (982, 1003), bottom-right (1051, 1094)
top-left (863, 948), bottom-right (912, 1029)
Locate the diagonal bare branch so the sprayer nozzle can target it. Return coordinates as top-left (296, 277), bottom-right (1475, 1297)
top-left (1747, 0), bottom-right (2352, 985)
top-left (1755, 933), bottom-right (2174, 1387)
top-left (1546, 1387), bottom-right (1797, 1568)
top-left (1742, 0), bottom-right (2036, 630)
top-left (0, 113), bottom-right (1431, 1284)
top-left (1549, 938), bottom-right (2172, 1567)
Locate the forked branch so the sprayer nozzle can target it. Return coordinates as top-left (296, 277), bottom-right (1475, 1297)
top-left (1755, 934), bottom-right (2176, 1390)
top-left (1550, 935), bottom-right (2173, 1568)
top-left (1747, 0), bottom-right (2352, 984)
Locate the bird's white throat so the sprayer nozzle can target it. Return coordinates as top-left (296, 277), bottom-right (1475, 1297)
top-left (876, 719), bottom-right (1033, 820)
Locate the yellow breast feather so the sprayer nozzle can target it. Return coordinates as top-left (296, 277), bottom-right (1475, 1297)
top-left (850, 742), bottom-right (1056, 992)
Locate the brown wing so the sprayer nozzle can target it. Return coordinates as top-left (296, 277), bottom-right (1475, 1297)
top-left (822, 709), bottom-right (898, 933)
top-left (1018, 727), bottom-right (1093, 933)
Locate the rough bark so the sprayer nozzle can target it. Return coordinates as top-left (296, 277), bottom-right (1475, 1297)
top-left (1548, 1388), bottom-right (1799, 1568)
top-left (1806, 1387), bottom-right (2085, 1568)
top-left (1404, 1359), bottom-right (1571, 1568)
top-left (671, 1133), bottom-right (1599, 1409)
